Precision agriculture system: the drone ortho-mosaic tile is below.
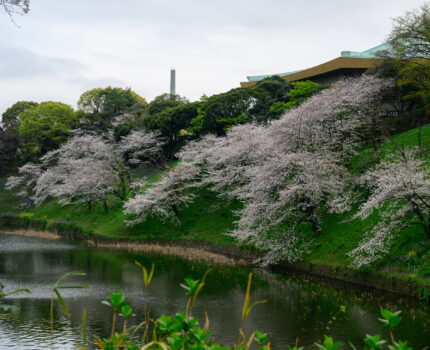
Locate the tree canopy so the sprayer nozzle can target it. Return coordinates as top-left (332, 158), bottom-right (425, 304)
top-left (144, 101), bottom-right (199, 152)
top-left (77, 87), bottom-right (146, 130)
top-left (7, 130), bottom-right (164, 210)
top-left (367, 3), bottom-right (430, 128)
top-left (1, 101), bottom-right (38, 130)
top-left (188, 76), bottom-right (323, 136)
top-left (18, 102), bottom-right (77, 162)
top-left (389, 3), bottom-right (430, 60)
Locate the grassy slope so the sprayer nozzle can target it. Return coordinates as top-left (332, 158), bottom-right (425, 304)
top-left (309, 126), bottom-right (430, 282)
top-left (5, 167), bottom-right (240, 244)
top-left (1, 125), bottom-right (430, 282)
top-left (27, 188), bottom-right (239, 244)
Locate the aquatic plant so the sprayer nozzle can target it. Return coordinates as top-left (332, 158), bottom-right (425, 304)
top-left (0, 264), bottom-right (418, 349)
top-left (50, 271), bottom-right (90, 333)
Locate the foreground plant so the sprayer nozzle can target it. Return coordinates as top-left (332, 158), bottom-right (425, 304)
top-left (237, 272), bottom-right (267, 347)
top-left (102, 291), bottom-right (130, 338)
top-left (50, 271), bottom-right (90, 333)
top-left (180, 270), bottom-right (210, 317)
top-left (91, 285), bottom-right (414, 350)
top-left (0, 264), bottom-right (418, 350)
top-left (134, 260), bottom-right (155, 342)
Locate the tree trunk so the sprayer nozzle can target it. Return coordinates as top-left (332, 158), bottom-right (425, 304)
top-left (87, 200), bottom-right (92, 212)
top-left (172, 204), bottom-right (180, 219)
top-left (423, 220), bottom-right (430, 240)
top-left (103, 198), bottom-right (108, 212)
top-left (371, 114), bottom-right (378, 154)
top-left (418, 126), bottom-right (423, 157)
top-left (311, 218), bottom-right (322, 236)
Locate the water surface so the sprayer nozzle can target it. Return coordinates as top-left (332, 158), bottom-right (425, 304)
top-left (0, 233), bottom-right (429, 349)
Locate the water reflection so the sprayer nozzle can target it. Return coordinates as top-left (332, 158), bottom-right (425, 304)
top-left (0, 233), bottom-right (429, 349)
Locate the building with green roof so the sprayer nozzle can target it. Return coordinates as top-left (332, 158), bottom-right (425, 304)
top-left (241, 43), bottom-right (391, 87)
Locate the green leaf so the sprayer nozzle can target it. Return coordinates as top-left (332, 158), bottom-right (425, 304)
top-left (1, 288), bottom-right (30, 298)
top-left (108, 291), bottom-right (125, 310)
top-left (54, 271), bottom-right (86, 288)
top-left (56, 285), bottom-right (90, 289)
top-left (147, 263), bottom-right (155, 286)
top-left (255, 330), bottom-right (269, 345)
top-left (244, 300), bottom-right (267, 319)
top-left (54, 288), bottom-right (71, 318)
top-left (82, 308), bottom-right (87, 344)
top-left (120, 304), bottom-right (133, 318)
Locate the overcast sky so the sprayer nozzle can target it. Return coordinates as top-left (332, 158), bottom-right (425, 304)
top-left (0, 0), bottom-right (425, 115)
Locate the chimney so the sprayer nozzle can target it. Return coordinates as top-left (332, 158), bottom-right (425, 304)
top-left (170, 68), bottom-right (176, 95)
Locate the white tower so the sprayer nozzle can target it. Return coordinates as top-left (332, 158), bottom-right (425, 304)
top-left (170, 68), bottom-right (176, 95)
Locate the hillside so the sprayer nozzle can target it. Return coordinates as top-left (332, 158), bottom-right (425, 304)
top-left (1, 125), bottom-right (430, 288)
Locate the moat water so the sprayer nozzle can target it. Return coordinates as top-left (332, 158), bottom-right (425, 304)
top-left (0, 233), bottom-right (429, 349)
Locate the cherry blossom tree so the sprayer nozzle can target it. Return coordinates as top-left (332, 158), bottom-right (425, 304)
top-left (190, 76), bottom-right (392, 263)
top-left (1, 0), bottom-right (29, 24)
top-left (6, 163), bottom-right (41, 205)
top-left (123, 76), bottom-right (393, 264)
top-left (119, 130), bottom-right (165, 168)
top-left (349, 148), bottom-right (430, 267)
top-left (7, 129), bottom-right (164, 210)
top-left (124, 162), bottom-right (199, 225)
top-left (33, 134), bottom-right (115, 210)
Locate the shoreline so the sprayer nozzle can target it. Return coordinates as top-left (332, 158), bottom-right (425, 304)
top-left (0, 228), bottom-right (247, 266)
top-left (0, 215), bottom-right (428, 299)
top-left (1, 229), bottom-right (60, 240)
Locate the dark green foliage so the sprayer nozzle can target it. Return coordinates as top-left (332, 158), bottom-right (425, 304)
top-left (190, 77), bottom-right (286, 135)
top-left (0, 127), bottom-right (20, 175)
top-left (144, 101), bottom-right (199, 154)
top-left (1, 101), bottom-right (38, 130)
top-left (248, 75), bottom-right (290, 122)
top-left (0, 101), bottom-right (39, 172)
top-left (142, 94), bottom-right (197, 155)
top-left (145, 93), bottom-right (186, 116)
top-left (366, 4), bottom-right (430, 130)
top-left (269, 80), bottom-right (325, 117)
top-left (99, 88), bottom-right (142, 123)
top-left (77, 87), bottom-right (146, 130)
top-left (188, 77), bottom-right (323, 135)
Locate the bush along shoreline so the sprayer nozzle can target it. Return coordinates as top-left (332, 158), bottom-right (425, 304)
top-left (0, 213), bottom-right (429, 300)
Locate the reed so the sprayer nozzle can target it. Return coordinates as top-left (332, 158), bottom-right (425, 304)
top-left (88, 241), bottom-right (247, 266)
top-left (1, 229), bottom-right (60, 240)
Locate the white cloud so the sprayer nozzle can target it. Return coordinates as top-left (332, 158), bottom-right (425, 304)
top-left (0, 0), bottom-right (426, 115)
top-left (0, 45), bottom-right (84, 78)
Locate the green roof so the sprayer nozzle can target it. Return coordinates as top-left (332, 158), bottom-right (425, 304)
top-left (247, 69), bottom-right (304, 82)
top-left (340, 42), bottom-right (391, 58)
top-left (247, 43), bottom-right (391, 82)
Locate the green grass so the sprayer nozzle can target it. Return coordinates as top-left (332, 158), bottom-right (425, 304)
top-left (25, 187), bottom-right (239, 244)
top-left (1, 125), bottom-right (430, 284)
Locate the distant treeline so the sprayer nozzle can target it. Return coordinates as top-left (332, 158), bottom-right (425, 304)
top-left (0, 77), bottom-right (323, 175)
